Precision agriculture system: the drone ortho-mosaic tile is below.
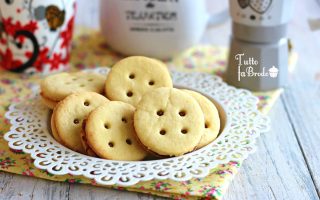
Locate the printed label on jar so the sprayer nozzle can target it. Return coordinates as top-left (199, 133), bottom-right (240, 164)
top-left (123, 0), bottom-right (179, 33)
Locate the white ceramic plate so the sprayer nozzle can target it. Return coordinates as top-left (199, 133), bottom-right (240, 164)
top-left (4, 68), bottom-right (270, 186)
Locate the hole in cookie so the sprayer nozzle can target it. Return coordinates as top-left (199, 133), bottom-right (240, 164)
top-left (126, 139), bottom-right (132, 145)
top-left (181, 128), bottom-right (188, 134)
top-left (108, 142), bottom-right (114, 147)
top-left (129, 74), bottom-right (135, 79)
top-left (121, 117), bottom-right (127, 123)
top-left (104, 123), bottom-right (110, 129)
top-left (79, 84), bottom-right (85, 87)
top-left (156, 110), bottom-right (164, 116)
top-left (88, 78), bottom-right (93, 82)
top-left (127, 91), bottom-right (133, 97)
top-left (65, 82), bottom-right (71, 85)
top-left (84, 101), bottom-right (90, 106)
top-left (148, 80), bottom-right (155, 86)
top-left (205, 122), bottom-right (209, 129)
top-left (73, 119), bottom-right (80, 124)
top-left (179, 110), bottom-right (186, 117)
top-left (159, 129), bottom-right (166, 135)
top-left (72, 78), bottom-right (77, 81)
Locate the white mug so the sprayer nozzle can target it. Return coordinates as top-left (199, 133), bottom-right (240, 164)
top-left (100, 0), bottom-right (228, 59)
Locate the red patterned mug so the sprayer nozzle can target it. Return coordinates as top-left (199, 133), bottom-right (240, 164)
top-left (0, 0), bottom-right (76, 74)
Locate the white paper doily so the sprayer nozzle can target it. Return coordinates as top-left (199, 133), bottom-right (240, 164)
top-left (4, 67), bottom-right (270, 186)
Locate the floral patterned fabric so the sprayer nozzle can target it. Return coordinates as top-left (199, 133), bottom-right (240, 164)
top-left (0, 28), bottom-right (297, 200)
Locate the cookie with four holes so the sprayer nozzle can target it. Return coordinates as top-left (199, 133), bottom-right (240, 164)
top-left (85, 101), bottom-right (148, 161)
top-left (53, 92), bottom-right (109, 153)
top-left (182, 89), bottom-right (220, 148)
top-left (105, 56), bottom-right (173, 107)
top-left (134, 87), bottom-right (205, 157)
top-left (40, 72), bottom-right (106, 109)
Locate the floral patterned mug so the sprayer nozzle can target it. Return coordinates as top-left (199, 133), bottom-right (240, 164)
top-left (0, 0), bottom-right (76, 74)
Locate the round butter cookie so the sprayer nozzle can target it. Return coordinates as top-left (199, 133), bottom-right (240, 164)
top-left (54, 92), bottom-right (109, 153)
top-left (50, 110), bottom-right (62, 144)
top-left (41, 72), bottom-right (106, 102)
top-left (105, 56), bottom-right (172, 107)
top-left (183, 89), bottom-right (220, 148)
top-left (80, 120), bottom-right (98, 157)
top-left (134, 87), bottom-right (205, 156)
top-left (41, 92), bottom-right (58, 109)
top-left (86, 101), bottom-right (147, 161)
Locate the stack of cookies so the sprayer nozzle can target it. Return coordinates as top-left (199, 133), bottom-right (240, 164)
top-left (40, 56), bottom-right (221, 161)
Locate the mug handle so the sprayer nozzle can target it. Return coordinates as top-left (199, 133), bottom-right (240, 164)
top-left (207, 9), bottom-right (230, 27)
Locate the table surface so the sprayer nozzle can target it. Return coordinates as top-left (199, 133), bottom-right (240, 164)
top-left (1, 0), bottom-right (320, 200)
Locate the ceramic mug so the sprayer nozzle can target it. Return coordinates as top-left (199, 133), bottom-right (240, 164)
top-left (0, 0), bottom-right (76, 74)
top-left (100, 0), bottom-right (228, 59)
